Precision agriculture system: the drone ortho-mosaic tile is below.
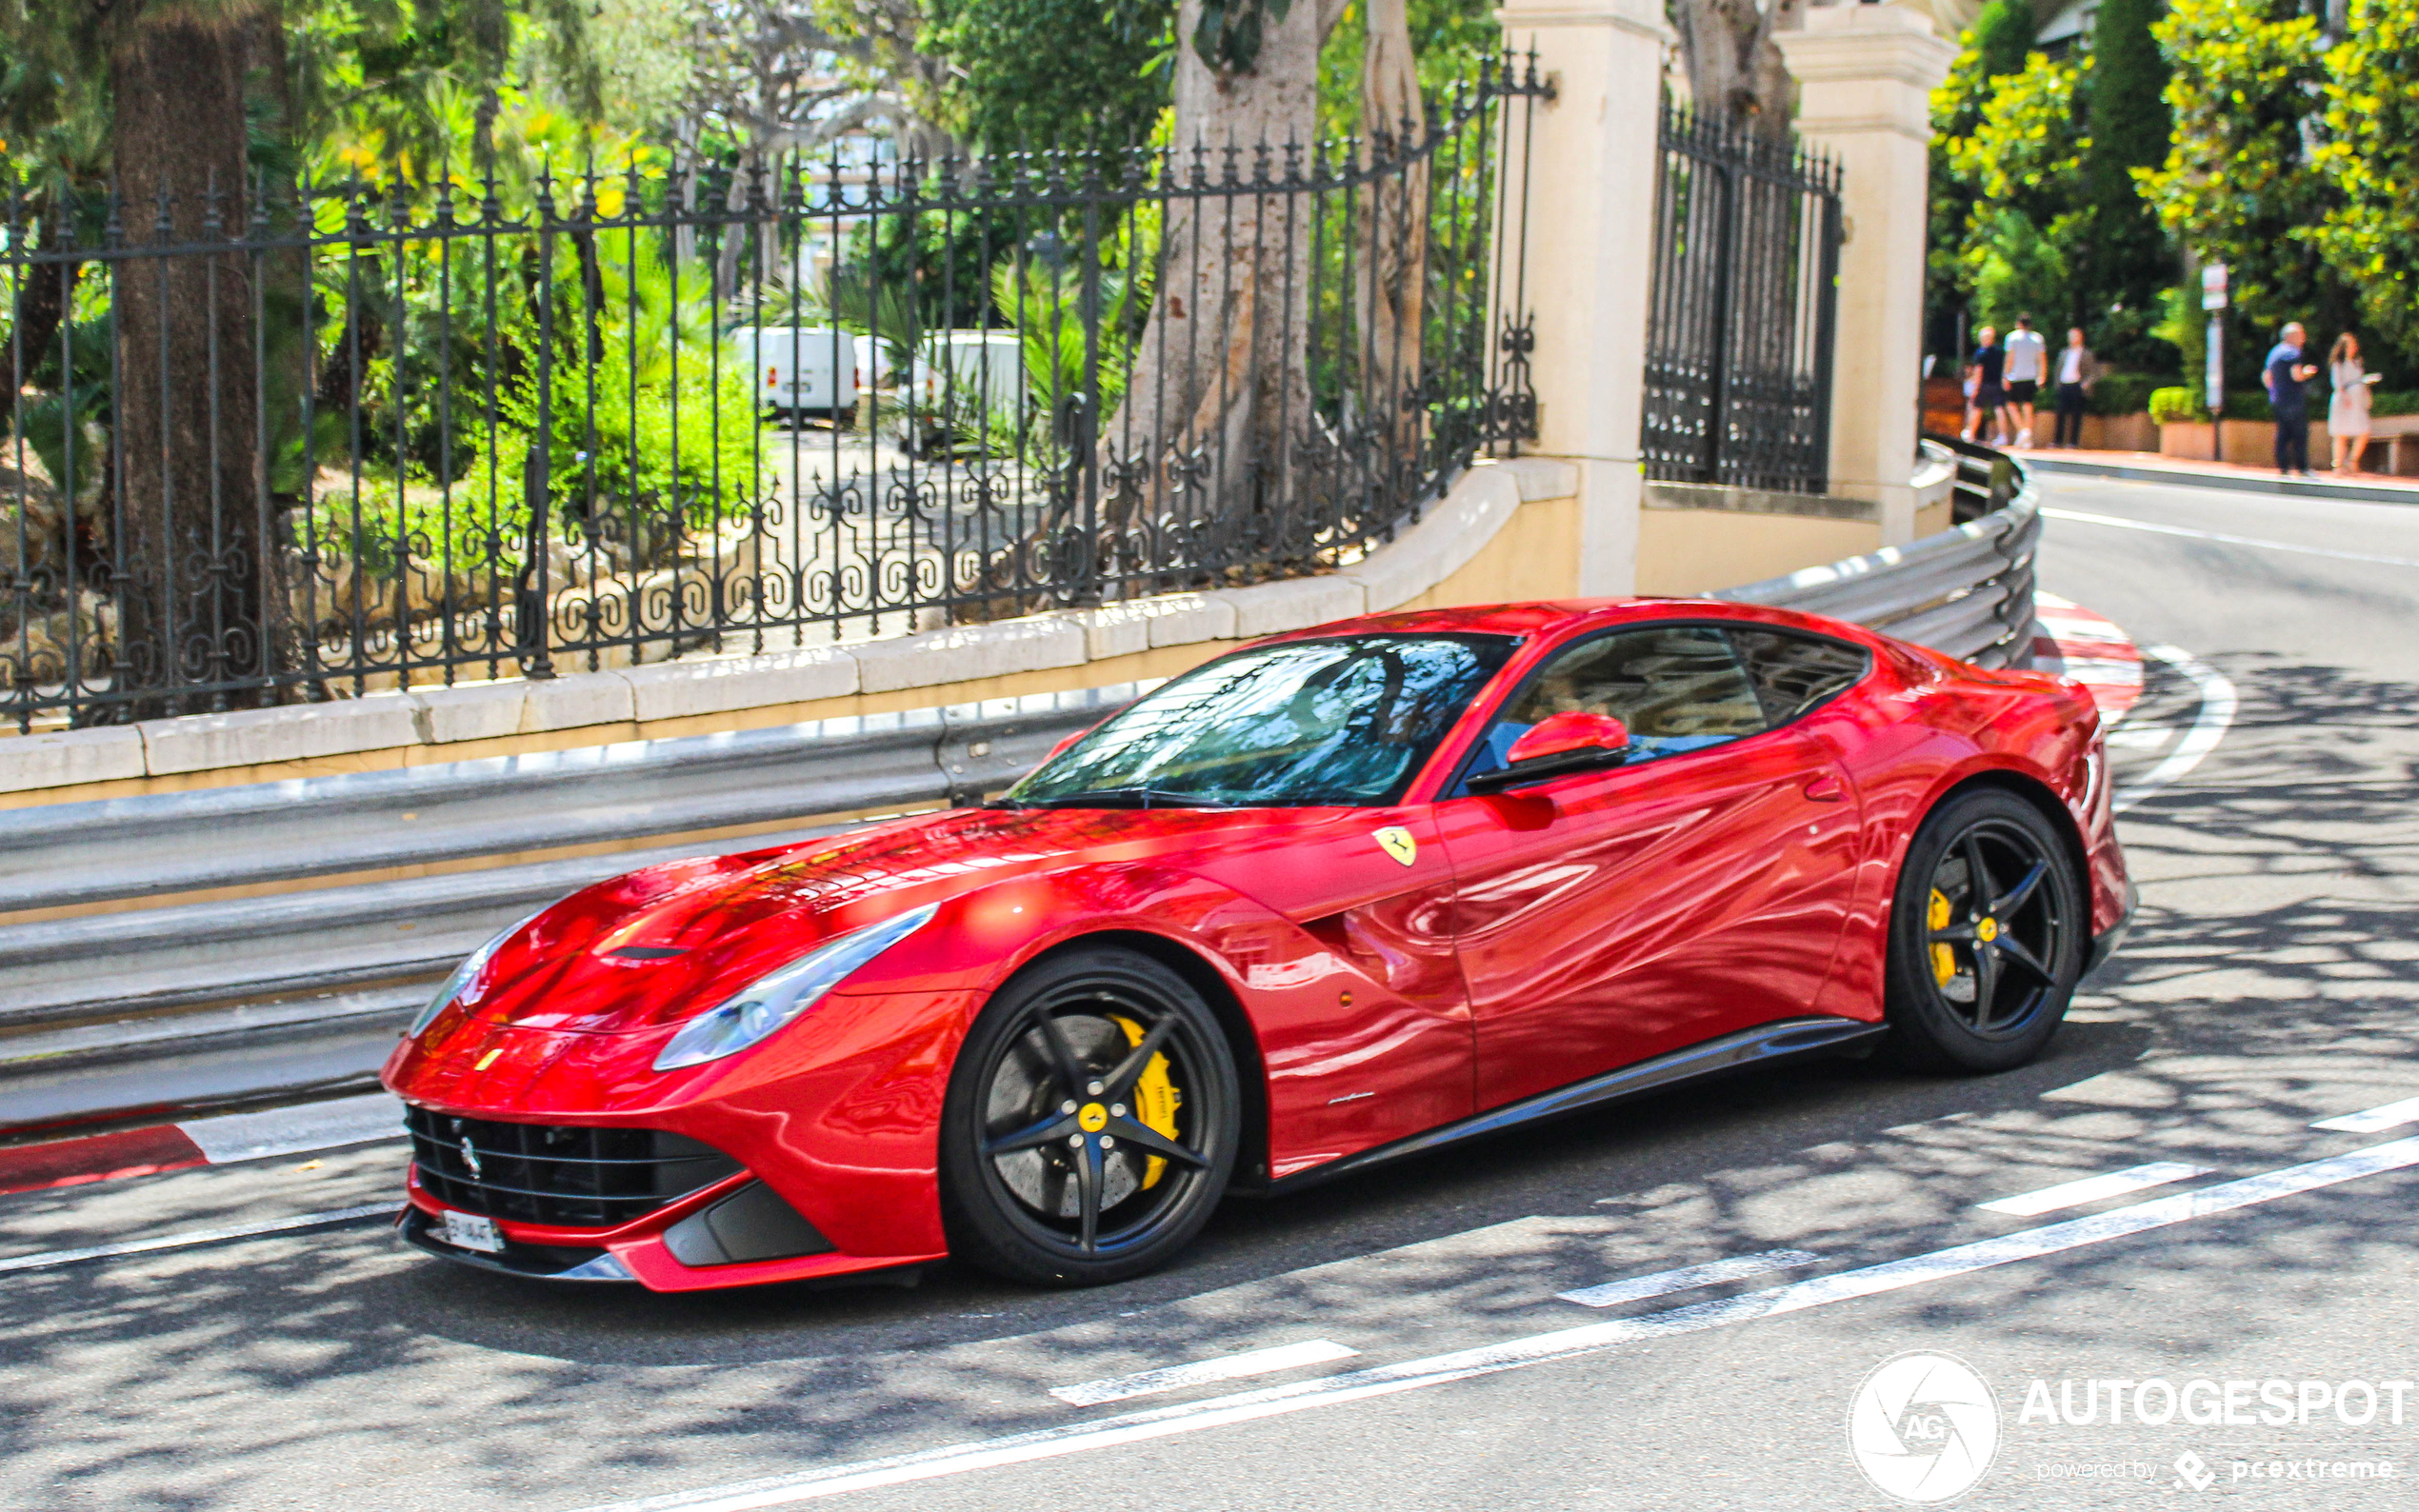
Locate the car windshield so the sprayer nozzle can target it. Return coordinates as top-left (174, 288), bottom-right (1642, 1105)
top-left (1007, 634), bottom-right (1517, 808)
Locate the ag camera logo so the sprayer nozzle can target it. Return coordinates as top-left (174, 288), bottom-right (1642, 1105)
top-left (1848, 1351), bottom-right (2002, 1502)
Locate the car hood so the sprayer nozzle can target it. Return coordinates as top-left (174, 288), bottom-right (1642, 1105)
top-left (457, 804), bottom-right (1360, 1034)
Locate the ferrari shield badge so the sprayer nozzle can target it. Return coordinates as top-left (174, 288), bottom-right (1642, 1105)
top-left (1372, 826), bottom-right (1418, 866)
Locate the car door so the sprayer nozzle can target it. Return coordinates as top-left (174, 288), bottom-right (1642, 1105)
top-left (1432, 623), bottom-right (1868, 1110)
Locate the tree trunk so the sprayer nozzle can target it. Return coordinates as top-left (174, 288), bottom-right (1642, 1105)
top-left (1357, 0), bottom-right (1429, 479)
top-left (108, 1), bottom-right (276, 718)
top-left (1670, 0), bottom-right (1800, 146)
top-left (0, 249), bottom-right (79, 435)
top-left (1097, 0), bottom-right (1321, 586)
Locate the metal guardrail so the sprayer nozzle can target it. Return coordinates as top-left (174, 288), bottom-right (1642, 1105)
top-left (0, 685), bottom-right (1122, 1124)
top-left (1, 448), bottom-right (2046, 1129)
top-left (1721, 438), bottom-right (2038, 668)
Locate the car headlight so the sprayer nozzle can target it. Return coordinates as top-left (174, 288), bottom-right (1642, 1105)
top-left (653, 904), bottom-right (939, 1072)
top-left (407, 907), bottom-right (548, 1039)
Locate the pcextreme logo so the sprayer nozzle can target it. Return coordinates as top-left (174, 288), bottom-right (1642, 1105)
top-left (1848, 1351), bottom-right (2002, 1503)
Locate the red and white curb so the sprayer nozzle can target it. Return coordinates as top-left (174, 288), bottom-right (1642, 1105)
top-left (2030, 592), bottom-right (2144, 724)
top-left (0, 1092), bottom-right (401, 1199)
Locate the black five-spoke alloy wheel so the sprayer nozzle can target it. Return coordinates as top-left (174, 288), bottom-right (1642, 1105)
top-left (941, 945), bottom-right (1239, 1285)
top-left (1884, 788), bottom-right (2086, 1072)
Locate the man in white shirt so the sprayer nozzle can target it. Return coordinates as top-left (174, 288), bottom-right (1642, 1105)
top-left (2003, 315), bottom-right (2049, 448)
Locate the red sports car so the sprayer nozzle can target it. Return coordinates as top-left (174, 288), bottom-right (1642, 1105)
top-left (384, 599), bottom-right (2132, 1290)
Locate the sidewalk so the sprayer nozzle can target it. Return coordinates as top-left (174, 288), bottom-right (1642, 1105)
top-left (2016, 447), bottom-right (2419, 507)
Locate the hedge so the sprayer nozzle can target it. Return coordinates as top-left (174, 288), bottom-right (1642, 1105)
top-left (2087, 371), bottom-right (2165, 416)
top-left (2149, 386), bottom-right (2419, 424)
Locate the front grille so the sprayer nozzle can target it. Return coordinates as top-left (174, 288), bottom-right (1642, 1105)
top-left (405, 1107), bottom-right (744, 1229)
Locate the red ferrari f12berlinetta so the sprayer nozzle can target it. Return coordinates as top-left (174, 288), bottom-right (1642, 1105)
top-left (385, 598), bottom-right (2132, 1290)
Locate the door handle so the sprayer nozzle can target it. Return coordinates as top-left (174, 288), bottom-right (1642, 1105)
top-left (1803, 774), bottom-right (1846, 802)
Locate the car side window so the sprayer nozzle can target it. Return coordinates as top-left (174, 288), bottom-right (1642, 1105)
top-left (1461, 625), bottom-right (1769, 783)
top-left (1729, 628), bottom-right (1871, 726)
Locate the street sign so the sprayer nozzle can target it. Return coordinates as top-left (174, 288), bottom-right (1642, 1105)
top-left (2202, 263), bottom-right (2229, 311)
top-left (2206, 321), bottom-right (2224, 414)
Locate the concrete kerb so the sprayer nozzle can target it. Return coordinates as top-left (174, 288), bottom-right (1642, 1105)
top-left (0, 459), bottom-right (1578, 796)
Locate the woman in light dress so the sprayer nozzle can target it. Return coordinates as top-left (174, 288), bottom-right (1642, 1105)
top-left (2329, 332), bottom-right (2378, 475)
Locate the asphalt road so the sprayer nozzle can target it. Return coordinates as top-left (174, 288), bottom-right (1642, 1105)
top-left (5, 469), bottom-right (2417, 1511)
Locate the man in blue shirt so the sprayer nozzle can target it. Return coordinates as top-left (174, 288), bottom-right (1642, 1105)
top-left (2265, 323), bottom-right (2319, 477)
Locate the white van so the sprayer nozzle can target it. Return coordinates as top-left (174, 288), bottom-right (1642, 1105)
top-left (903, 331), bottom-right (1029, 419)
top-left (728, 328), bottom-right (861, 424)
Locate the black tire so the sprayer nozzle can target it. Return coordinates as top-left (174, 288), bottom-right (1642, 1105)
top-left (1883, 788), bottom-right (2085, 1073)
top-left (939, 945), bottom-right (1239, 1285)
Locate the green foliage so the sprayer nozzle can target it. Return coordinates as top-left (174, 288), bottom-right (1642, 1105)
top-left (2372, 391), bottom-right (2419, 418)
top-left (2086, 370), bottom-right (2162, 416)
top-left (1315, 0), bottom-right (1503, 137)
top-left (2146, 385), bottom-right (2272, 425)
top-left (1194, 0), bottom-right (1294, 74)
top-left (1965, 208), bottom-right (2070, 333)
top-left (2140, 0), bottom-right (2364, 385)
top-left (2147, 386), bottom-right (2202, 425)
top-left (1932, 42), bottom-right (2091, 343)
top-left (2080, 0), bottom-right (2170, 368)
top-left (515, 242), bottom-right (763, 520)
top-left (2086, 0), bottom-right (2169, 204)
top-left (2148, 389), bottom-right (2273, 426)
top-left (1971, 0), bottom-right (2036, 81)
top-left (2150, 284), bottom-right (2207, 400)
top-left (927, 0), bottom-right (1170, 152)
top-left (2310, 0), bottom-right (2419, 378)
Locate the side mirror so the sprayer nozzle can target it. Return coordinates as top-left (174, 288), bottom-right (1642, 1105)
top-left (1037, 725), bottom-right (1095, 767)
top-left (1468, 711), bottom-right (1633, 794)
top-left (1504, 711), bottom-right (1630, 766)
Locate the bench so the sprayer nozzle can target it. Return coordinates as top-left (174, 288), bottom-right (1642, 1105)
top-left (2353, 413), bottom-right (2419, 476)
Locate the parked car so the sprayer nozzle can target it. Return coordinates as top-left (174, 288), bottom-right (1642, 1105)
top-left (728, 327), bottom-right (861, 426)
top-left (385, 598), bottom-right (2132, 1292)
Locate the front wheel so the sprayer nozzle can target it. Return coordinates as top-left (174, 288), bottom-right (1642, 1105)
top-left (940, 946), bottom-right (1239, 1285)
top-left (1883, 788), bottom-right (2085, 1073)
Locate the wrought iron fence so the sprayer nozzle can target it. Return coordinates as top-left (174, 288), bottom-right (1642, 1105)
top-left (0, 60), bottom-right (1548, 731)
top-left (1640, 100), bottom-right (1842, 495)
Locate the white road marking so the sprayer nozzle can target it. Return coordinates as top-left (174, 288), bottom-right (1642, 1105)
top-left (2103, 726), bottom-right (2173, 749)
top-left (561, 1137), bottom-right (2419, 1512)
top-left (177, 1092), bottom-right (405, 1164)
top-left (2112, 645), bottom-right (2236, 813)
top-left (2312, 1095), bottom-right (2419, 1134)
top-left (1975, 1162), bottom-right (2209, 1217)
top-left (0, 1204), bottom-right (396, 1276)
top-left (2042, 505), bottom-right (2419, 568)
top-left (1050, 1340), bottom-right (1359, 1407)
top-left (1556, 1247), bottom-right (1819, 1308)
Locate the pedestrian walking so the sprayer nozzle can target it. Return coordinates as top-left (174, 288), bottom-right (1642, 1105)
top-left (2328, 331), bottom-right (2380, 476)
top-left (2004, 315), bottom-right (2048, 448)
top-left (1965, 327), bottom-right (2006, 445)
top-left (2052, 327), bottom-right (2099, 448)
top-left (2264, 322), bottom-right (2319, 477)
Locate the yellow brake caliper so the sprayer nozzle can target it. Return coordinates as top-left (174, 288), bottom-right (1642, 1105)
top-left (1929, 888), bottom-right (1957, 986)
top-left (1111, 1015), bottom-right (1183, 1188)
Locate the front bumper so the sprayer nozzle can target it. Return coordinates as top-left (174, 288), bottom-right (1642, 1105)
top-left (399, 1167), bottom-right (944, 1290)
top-left (2084, 878), bottom-right (2139, 979)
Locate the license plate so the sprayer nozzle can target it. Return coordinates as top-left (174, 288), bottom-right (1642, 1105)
top-left (439, 1210), bottom-right (503, 1254)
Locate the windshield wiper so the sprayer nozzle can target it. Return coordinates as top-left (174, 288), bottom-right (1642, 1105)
top-left (1018, 786), bottom-right (1243, 810)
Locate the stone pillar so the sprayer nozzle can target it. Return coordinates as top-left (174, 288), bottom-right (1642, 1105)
top-left (1494, 0), bottom-right (1674, 595)
top-left (1777, 4), bottom-right (1956, 546)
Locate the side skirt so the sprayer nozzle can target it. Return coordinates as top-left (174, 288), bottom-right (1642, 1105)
top-left (1254, 1016), bottom-right (1888, 1197)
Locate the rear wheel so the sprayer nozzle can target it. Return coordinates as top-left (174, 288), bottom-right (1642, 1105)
top-left (940, 946), bottom-right (1238, 1285)
top-left (1884, 788), bottom-right (2084, 1072)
